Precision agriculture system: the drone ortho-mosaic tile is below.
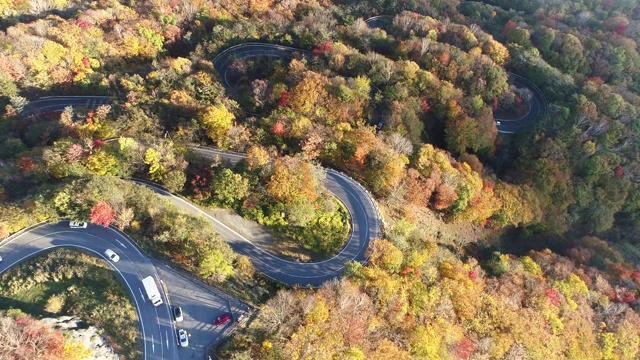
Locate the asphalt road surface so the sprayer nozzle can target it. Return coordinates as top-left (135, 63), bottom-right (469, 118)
top-left (212, 43), bottom-right (311, 90)
top-left (0, 222), bottom-right (179, 360)
top-left (495, 74), bottom-right (548, 134)
top-left (21, 96), bottom-right (112, 117)
top-left (155, 262), bottom-right (244, 360)
top-left (363, 15), bottom-right (391, 29)
top-left (133, 155), bottom-right (382, 288)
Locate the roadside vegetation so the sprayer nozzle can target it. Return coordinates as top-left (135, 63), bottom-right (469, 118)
top-left (0, 249), bottom-right (140, 359)
top-left (187, 153), bottom-right (351, 261)
top-left (0, 309), bottom-right (92, 360)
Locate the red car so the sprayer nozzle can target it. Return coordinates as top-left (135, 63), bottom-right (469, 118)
top-left (214, 312), bottom-right (232, 326)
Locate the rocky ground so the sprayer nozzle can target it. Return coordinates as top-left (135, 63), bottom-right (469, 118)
top-left (40, 316), bottom-right (119, 360)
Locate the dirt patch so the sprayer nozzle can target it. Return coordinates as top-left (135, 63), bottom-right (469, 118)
top-left (204, 207), bottom-right (342, 262)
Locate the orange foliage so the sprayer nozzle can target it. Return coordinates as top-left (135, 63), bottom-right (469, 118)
top-left (434, 182), bottom-right (458, 210)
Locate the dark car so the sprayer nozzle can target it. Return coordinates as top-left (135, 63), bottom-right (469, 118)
top-left (214, 312), bottom-right (232, 326)
top-left (173, 306), bottom-right (183, 322)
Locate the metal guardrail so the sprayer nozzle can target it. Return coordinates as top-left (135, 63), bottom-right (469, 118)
top-left (0, 221), bottom-right (49, 247)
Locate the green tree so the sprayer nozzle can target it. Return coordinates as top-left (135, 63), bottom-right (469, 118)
top-left (557, 34), bottom-right (586, 74)
top-left (285, 196), bottom-right (316, 226)
top-left (199, 249), bottom-right (234, 281)
top-left (211, 168), bottom-right (249, 207)
top-left (162, 169), bottom-right (186, 193)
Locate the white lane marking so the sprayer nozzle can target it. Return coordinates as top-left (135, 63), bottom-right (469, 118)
top-left (139, 288), bottom-right (146, 302)
top-left (105, 227), bottom-right (145, 257)
top-left (166, 331), bottom-right (169, 348)
top-left (115, 238), bottom-right (127, 248)
top-left (152, 335), bottom-right (155, 353)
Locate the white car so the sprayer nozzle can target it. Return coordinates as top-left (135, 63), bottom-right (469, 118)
top-left (173, 306), bottom-right (184, 322)
top-left (496, 121), bottom-right (501, 126)
top-left (69, 221), bottom-right (88, 228)
top-left (178, 329), bottom-right (189, 347)
top-left (104, 249), bottom-right (120, 263)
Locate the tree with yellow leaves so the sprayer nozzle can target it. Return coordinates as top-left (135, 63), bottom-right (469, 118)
top-left (246, 145), bottom-right (270, 170)
top-left (288, 71), bottom-right (329, 117)
top-left (199, 104), bottom-right (234, 147)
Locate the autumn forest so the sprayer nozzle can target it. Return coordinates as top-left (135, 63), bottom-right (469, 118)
top-left (2, 0), bottom-right (640, 358)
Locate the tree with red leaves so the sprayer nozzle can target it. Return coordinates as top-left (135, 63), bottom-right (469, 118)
top-left (90, 201), bottom-right (116, 227)
top-left (546, 288), bottom-right (561, 306)
top-left (585, 76), bottom-right (604, 85)
top-left (189, 167), bottom-right (214, 200)
top-left (439, 51), bottom-right (450, 66)
top-left (468, 270), bottom-right (478, 280)
top-left (312, 41), bottom-right (333, 56)
top-left (1, 314), bottom-right (66, 359)
top-left (271, 121), bottom-right (286, 136)
top-left (614, 23), bottom-right (627, 36)
top-left (622, 293), bottom-right (635, 303)
top-left (420, 98), bottom-right (431, 113)
top-left (18, 157), bottom-right (35, 173)
top-left (615, 165), bottom-right (624, 177)
top-left (75, 19), bottom-right (91, 29)
top-left (455, 338), bottom-right (476, 359)
top-left (278, 89), bottom-right (288, 107)
top-left (503, 20), bottom-right (517, 35)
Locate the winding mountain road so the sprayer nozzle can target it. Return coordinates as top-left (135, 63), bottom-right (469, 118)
top-left (184, 147), bottom-right (381, 287)
top-left (21, 96), bottom-right (112, 118)
top-left (361, 16), bottom-right (547, 133)
top-left (212, 43), bottom-right (311, 90)
top-left (495, 74), bottom-right (548, 133)
top-left (0, 222), bottom-right (178, 360)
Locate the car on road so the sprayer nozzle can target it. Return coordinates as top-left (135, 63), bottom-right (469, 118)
top-left (214, 312), bottom-right (232, 326)
top-left (104, 249), bottom-right (120, 263)
top-left (69, 221), bottom-right (88, 228)
top-left (178, 329), bottom-right (188, 347)
top-left (0, 255), bottom-right (3, 262)
top-left (173, 306), bottom-right (183, 322)
top-left (496, 121), bottom-right (501, 126)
